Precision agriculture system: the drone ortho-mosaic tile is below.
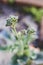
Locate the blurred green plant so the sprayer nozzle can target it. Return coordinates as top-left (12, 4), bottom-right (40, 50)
top-left (23, 7), bottom-right (43, 23)
top-left (4, 16), bottom-right (38, 65)
top-left (8, 0), bottom-right (15, 4)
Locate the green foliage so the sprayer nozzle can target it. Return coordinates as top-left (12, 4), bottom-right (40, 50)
top-left (8, 0), bottom-right (15, 4)
top-left (12, 54), bottom-right (28, 65)
top-left (23, 7), bottom-right (43, 23)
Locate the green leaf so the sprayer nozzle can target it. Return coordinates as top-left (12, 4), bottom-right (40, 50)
top-left (30, 7), bottom-right (37, 15)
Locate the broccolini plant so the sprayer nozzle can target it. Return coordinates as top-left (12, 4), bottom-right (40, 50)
top-left (5, 16), bottom-right (37, 65)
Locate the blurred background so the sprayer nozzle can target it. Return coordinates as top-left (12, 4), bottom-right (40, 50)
top-left (0, 0), bottom-right (43, 65)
